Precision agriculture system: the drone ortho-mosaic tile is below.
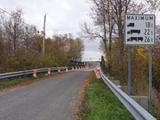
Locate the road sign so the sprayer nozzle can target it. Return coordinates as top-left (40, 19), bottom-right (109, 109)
top-left (125, 14), bottom-right (155, 45)
top-left (125, 14), bottom-right (156, 111)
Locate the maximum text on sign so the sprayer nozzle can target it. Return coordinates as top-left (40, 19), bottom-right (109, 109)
top-left (125, 14), bottom-right (155, 45)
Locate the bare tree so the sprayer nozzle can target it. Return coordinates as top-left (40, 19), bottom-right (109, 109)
top-left (145, 0), bottom-right (160, 12)
top-left (82, 0), bottom-right (109, 53)
top-left (22, 25), bottom-right (37, 51)
top-left (3, 9), bottom-right (24, 55)
top-left (82, 0), bottom-right (115, 72)
top-left (110, 0), bottom-right (131, 71)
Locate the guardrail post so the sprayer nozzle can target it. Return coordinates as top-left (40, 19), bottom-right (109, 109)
top-left (33, 69), bottom-right (37, 78)
top-left (58, 68), bottom-right (61, 73)
top-left (48, 68), bottom-right (51, 75)
top-left (72, 67), bottom-right (74, 70)
top-left (66, 67), bottom-right (68, 72)
top-left (94, 67), bottom-right (100, 79)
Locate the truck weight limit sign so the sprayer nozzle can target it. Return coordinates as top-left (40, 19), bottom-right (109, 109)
top-left (126, 14), bottom-right (156, 110)
top-left (125, 14), bottom-right (155, 45)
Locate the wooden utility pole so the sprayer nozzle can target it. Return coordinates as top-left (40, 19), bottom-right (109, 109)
top-left (42, 14), bottom-right (46, 55)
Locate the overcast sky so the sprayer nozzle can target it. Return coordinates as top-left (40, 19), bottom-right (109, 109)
top-left (0, 0), bottom-right (102, 61)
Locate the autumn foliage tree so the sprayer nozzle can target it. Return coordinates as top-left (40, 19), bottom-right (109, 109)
top-left (0, 9), bottom-right (84, 72)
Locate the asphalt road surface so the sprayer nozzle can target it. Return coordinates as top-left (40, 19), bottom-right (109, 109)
top-left (0, 71), bottom-right (89, 120)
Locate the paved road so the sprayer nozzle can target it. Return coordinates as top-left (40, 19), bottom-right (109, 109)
top-left (0, 71), bottom-right (89, 120)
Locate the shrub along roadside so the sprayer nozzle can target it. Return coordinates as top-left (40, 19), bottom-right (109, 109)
top-left (79, 74), bottom-right (134, 120)
top-left (0, 72), bottom-right (64, 91)
top-left (0, 76), bottom-right (35, 89)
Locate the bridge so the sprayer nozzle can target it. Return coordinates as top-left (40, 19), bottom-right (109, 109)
top-left (0, 1), bottom-right (159, 119)
top-left (0, 65), bottom-right (156, 120)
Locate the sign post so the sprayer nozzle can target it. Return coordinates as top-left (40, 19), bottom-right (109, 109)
top-left (148, 46), bottom-right (153, 110)
top-left (125, 14), bottom-right (155, 110)
top-left (128, 46), bottom-right (132, 95)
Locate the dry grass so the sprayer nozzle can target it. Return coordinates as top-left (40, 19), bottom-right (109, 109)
top-left (71, 72), bottom-right (93, 120)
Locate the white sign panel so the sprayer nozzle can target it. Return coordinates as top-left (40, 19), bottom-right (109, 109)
top-left (125, 14), bottom-right (155, 45)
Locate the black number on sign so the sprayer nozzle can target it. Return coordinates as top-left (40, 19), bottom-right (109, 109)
top-left (144, 29), bottom-right (150, 35)
top-left (146, 22), bottom-right (151, 28)
top-left (145, 36), bottom-right (151, 42)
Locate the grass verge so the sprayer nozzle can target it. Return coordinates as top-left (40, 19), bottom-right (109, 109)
top-left (79, 73), bottom-right (134, 120)
top-left (0, 72), bottom-right (65, 91)
top-left (0, 75), bottom-right (37, 90)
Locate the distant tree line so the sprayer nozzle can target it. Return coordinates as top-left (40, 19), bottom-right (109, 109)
top-left (0, 9), bottom-right (84, 72)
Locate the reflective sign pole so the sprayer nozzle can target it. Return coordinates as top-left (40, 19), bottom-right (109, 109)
top-left (148, 46), bottom-right (152, 110)
top-left (128, 46), bottom-right (132, 95)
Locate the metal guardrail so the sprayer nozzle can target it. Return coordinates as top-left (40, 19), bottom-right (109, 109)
top-left (0, 67), bottom-right (67, 80)
top-left (100, 69), bottom-right (156, 120)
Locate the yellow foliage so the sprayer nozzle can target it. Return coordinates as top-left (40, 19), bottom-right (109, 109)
top-left (136, 47), bottom-right (147, 60)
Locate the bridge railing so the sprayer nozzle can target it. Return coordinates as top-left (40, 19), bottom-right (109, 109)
top-left (100, 69), bottom-right (156, 120)
top-left (0, 67), bottom-right (68, 80)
